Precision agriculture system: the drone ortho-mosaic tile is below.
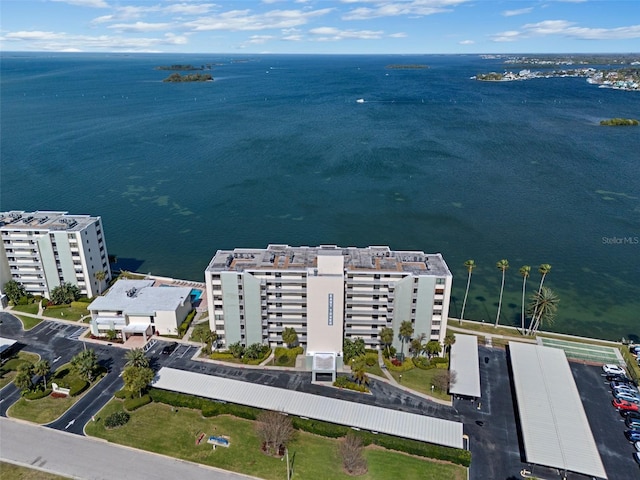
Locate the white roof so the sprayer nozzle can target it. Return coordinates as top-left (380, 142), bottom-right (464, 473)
top-left (153, 367), bottom-right (463, 449)
top-left (509, 342), bottom-right (607, 479)
top-left (0, 337), bottom-right (17, 355)
top-left (88, 280), bottom-right (191, 315)
top-left (449, 334), bottom-right (481, 398)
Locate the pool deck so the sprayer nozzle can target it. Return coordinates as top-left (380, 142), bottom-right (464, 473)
top-left (147, 274), bottom-right (208, 312)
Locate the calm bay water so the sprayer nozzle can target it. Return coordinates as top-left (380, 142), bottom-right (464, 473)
top-left (1, 53), bottom-right (638, 340)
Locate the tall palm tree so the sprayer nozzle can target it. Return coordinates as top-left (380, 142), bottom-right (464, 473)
top-left (352, 366), bottom-right (370, 386)
top-left (380, 327), bottom-right (394, 358)
top-left (527, 264), bottom-right (552, 335)
top-left (410, 333), bottom-right (426, 358)
top-left (443, 333), bottom-right (456, 358)
top-left (33, 360), bottom-right (51, 390)
top-left (399, 321), bottom-right (414, 361)
top-left (459, 259), bottom-right (476, 324)
top-left (527, 286), bottom-right (559, 336)
top-left (518, 265), bottom-right (531, 334)
top-left (95, 270), bottom-right (106, 283)
top-left (494, 259), bottom-right (509, 327)
top-left (125, 348), bottom-right (149, 368)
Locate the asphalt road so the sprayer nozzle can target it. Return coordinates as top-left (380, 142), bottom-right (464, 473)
top-left (1, 417), bottom-right (260, 480)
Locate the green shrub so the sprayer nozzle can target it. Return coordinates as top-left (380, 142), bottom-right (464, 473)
top-left (412, 357), bottom-right (435, 370)
top-left (292, 418), bottom-right (350, 438)
top-left (178, 310), bottom-right (197, 337)
top-left (23, 387), bottom-right (52, 400)
top-left (382, 346), bottom-right (397, 359)
top-left (104, 411), bottom-right (130, 429)
top-left (364, 353), bottom-right (377, 367)
top-left (201, 402), bottom-right (223, 417)
top-left (210, 352), bottom-right (235, 360)
top-left (432, 356), bottom-right (448, 365)
top-left (334, 376), bottom-right (369, 393)
top-left (384, 358), bottom-right (415, 372)
top-left (114, 389), bottom-right (133, 399)
top-left (124, 394), bottom-right (151, 411)
top-left (69, 378), bottom-right (89, 396)
top-left (365, 349), bottom-right (378, 355)
top-left (18, 296), bottom-right (30, 306)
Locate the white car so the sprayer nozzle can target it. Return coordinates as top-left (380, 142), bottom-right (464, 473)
top-left (635, 441), bottom-right (640, 452)
top-left (603, 364), bottom-right (626, 375)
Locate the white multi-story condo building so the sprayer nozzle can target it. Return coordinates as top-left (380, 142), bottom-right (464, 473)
top-left (0, 210), bottom-right (111, 299)
top-left (205, 245), bottom-right (452, 359)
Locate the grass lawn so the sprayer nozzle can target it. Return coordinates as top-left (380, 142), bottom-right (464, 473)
top-left (86, 401), bottom-right (465, 480)
top-left (454, 320), bottom-right (527, 338)
top-left (389, 368), bottom-right (451, 401)
top-left (0, 352), bottom-right (41, 389)
top-left (363, 362), bottom-right (384, 378)
top-left (16, 315), bottom-right (44, 330)
top-left (0, 461), bottom-right (69, 480)
top-left (10, 303), bottom-right (39, 315)
top-left (43, 305), bottom-right (89, 321)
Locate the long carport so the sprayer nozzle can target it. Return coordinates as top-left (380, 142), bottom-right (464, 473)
top-left (153, 367), bottom-right (464, 449)
top-left (508, 341), bottom-right (607, 479)
top-left (449, 334), bottom-right (481, 398)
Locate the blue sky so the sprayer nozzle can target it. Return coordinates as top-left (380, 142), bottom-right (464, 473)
top-left (1, 0), bottom-right (639, 54)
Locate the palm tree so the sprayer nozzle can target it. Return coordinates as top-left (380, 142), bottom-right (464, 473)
top-left (459, 259), bottom-right (476, 324)
top-left (33, 360), bottom-right (51, 390)
top-left (494, 259), bottom-right (509, 327)
top-left (13, 370), bottom-right (33, 393)
top-left (282, 327), bottom-right (298, 348)
top-left (425, 340), bottom-right (442, 358)
top-left (71, 349), bottom-right (98, 382)
top-left (527, 286), bottom-right (559, 336)
top-left (410, 333), bottom-right (426, 358)
top-left (518, 265), bottom-right (531, 334)
top-left (380, 327), bottom-right (394, 358)
top-left (125, 348), bottom-right (149, 368)
top-left (527, 264), bottom-right (552, 335)
top-left (398, 321), bottom-right (414, 361)
top-left (352, 366), bottom-right (370, 386)
top-left (443, 333), bottom-right (456, 357)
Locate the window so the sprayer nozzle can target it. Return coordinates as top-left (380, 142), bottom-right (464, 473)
top-left (436, 278), bottom-right (445, 285)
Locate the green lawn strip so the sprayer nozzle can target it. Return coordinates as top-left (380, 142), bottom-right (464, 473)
top-left (14, 314), bottom-right (44, 330)
top-left (87, 400), bottom-right (464, 480)
top-left (454, 321), bottom-right (526, 338)
top-left (365, 447), bottom-right (465, 480)
top-left (389, 368), bottom-right (451, 401)
top-left (10, 304), bottom-right (40, 315)
top-left (0, 461), bottom-right (70, 480)
top-left (364, 362), bottom-right (384, 378)
top-left (540, 338), bottom-right (618, 352)
top-left (42, 305), bottom-right (88, 321)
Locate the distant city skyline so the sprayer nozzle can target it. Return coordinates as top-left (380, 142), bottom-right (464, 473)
top-left (1, 0), bottom-right (639, 54)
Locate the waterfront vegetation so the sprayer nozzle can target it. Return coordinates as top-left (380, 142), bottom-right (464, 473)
top-left (86, 398), bottom-right (467, 479)
top-left (600, 118), bottom-right (639, 126)
top-left (163, 72), bottom-right (213, 82)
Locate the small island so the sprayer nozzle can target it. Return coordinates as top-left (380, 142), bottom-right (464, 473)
top-left (385, 64), bottom-right (429, 69)
top-left (156, 64), bottom-right (202, 71)
top-left (600, 118), bottom-right (639, 126)
top-left (163, 72), bottom-right (213, 83)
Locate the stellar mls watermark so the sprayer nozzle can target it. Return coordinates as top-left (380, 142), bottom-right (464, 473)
top-left (602, 235), bottom-right (639, 245)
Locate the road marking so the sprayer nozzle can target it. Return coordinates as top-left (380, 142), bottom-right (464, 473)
top-left (64, 419), bottom-right (75, 430)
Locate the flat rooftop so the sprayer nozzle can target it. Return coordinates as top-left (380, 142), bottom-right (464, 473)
top-left (0, 210), bottom-right (99, 232)
top-left (449, 334), bottom-right (481, 398)
top-left (206, 245), bottom-right (451, 277)
top-left (153, 367), bottom-right (464, 449)
top-left (88, 280), bottom-right (191, 315)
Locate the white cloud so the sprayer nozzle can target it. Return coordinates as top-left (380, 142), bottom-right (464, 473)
top-left (244, 34), bottom-right (275, 44)
top-left (502, 7), bottom-right (533, 17)
top-left (388, 32), bottom-right (407, 38)
top-left (342, 0), bottom-right (470, 21)
top-left (309, 26), bottom-right (384, 40)
top-left (522, 20), bottom-right (640, 39)
top-left (52, 0), bottom-right (109, 7)
top-left (490, 30), bottom-right (522, 42)
top-left (522, 19), bottom-right (573, 35)
top-left (108, 22), bottom-right (172, 32)
top-left (184, 8), bottom-right (333, 31)
top-left (458, 39), bottom-right (474, 44)
top-left (164, 3), bottom-right (217, 15)
top-left (2, 29), bottom-right (188, 51)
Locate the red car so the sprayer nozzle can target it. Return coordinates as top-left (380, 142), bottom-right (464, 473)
top-left (613, 398), bottom-right (640, 412)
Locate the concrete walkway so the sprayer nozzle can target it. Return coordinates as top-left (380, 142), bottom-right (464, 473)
top-left (0, 417), bottom-right (260, 480)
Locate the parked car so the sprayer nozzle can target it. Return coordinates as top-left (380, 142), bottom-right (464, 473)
top-left (606, 374), bottom-right (633, 383)
top-left (635, 441), bottom-right (640, 452)
top-left (627, 418), bottom-right (640, 429)
top-left (161, 342), bottom-right (178, 355)
top-left (613, 391), bottom-right (640, 403)
top-left (612, 382), bottom-right (639, 392)
top-left (634, 452), bottom-right (640, 466)
top-left (613, 399), bottom-right (640, 412)
top-left (603, 364), bottom-right (626, 375)
top-left (612, 380), bottom-right (637, 389)
top-left (625, 430), bottom-right (640, 442)
top-left (629, 345), bottom-right (640, 355)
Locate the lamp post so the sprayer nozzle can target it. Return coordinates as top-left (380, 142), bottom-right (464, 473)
top-left (281, 447), bottom-right (291, 480)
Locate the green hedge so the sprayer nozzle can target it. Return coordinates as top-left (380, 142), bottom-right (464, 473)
top-left (384, 358), bottom-right (415, 372)
top-left (23, 387), bottom-right (52, 400)
top-left (148, 388), bottom-right (260, 420)
top-left (178, 310), bottom-right (197, 337)
top-left (210, 352), bottom-right (235, 360)
top-left (292, 417), bottom-right (350, 438)
top-left (124, 394), bottom-right (152, 411)
top-left (412, 357), bottom-right (435, 370)
top-left (334, 376), bottom-right (369, 392)
top-left (114, 389), bottom-right (133, 399)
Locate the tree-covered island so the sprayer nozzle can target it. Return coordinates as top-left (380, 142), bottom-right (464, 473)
top-left (600, 118), bottom-right (639, 126)
top-left (385, 64), bottom-right (429, 69)
top-left (156, 64), bottom-right (213, 71)
top-left (163, 72), bottom-right (213, 82)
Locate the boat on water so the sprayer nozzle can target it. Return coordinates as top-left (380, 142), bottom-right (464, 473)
top-left (356, 98), bottom-right (365, 103)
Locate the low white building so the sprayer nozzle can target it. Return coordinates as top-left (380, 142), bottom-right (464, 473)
top-left (88, 279), bottom-right (192, 340)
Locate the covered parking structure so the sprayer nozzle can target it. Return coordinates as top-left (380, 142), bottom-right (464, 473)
top-left (153, 367), bottom-right (464, 449)
top-left (449, 334), bottom-right (480, 398)
top-left (509, 342), bottom-right (607, 479)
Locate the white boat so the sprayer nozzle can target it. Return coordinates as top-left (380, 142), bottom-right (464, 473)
top-left (356, 98), bottom-right (365, 103)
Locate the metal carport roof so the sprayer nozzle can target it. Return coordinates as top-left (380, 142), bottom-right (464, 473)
top-left (153, 367), bottom-right (463, 449)
top-left (509, 342), bottom-right (607, 479)
top-left (449, 334), bottom-right (481, 398)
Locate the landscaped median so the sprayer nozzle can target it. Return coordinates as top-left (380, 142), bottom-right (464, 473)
top-left (85, 389), bottom-right (469, 480)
